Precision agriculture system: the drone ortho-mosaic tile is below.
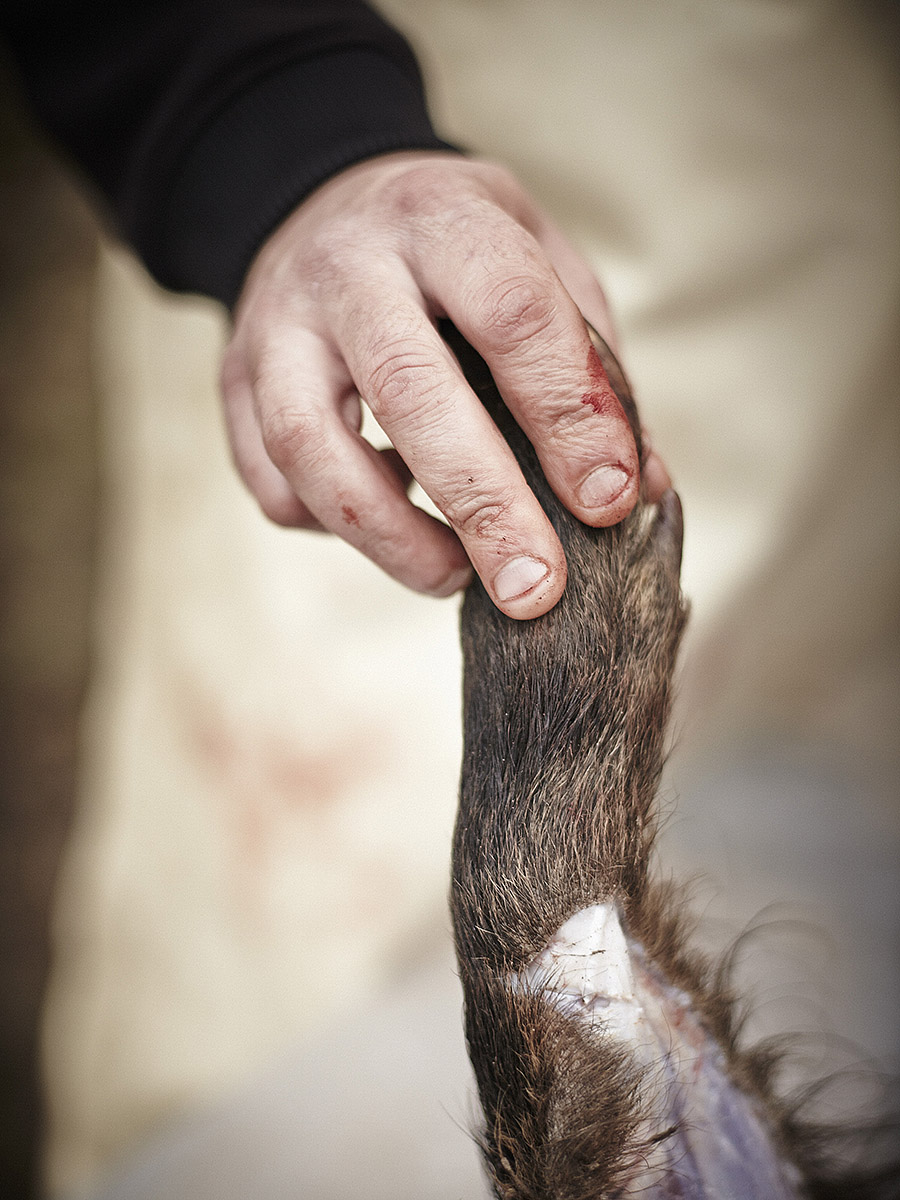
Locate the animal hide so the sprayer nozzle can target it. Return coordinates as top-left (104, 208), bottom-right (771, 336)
top-left (446, 320), bottom-right (897, 1200)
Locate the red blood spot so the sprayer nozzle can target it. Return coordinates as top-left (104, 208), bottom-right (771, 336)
top-left (581, 345), bottom-right (619, 418)
top-left (341, 504), bottom-right (360, 527)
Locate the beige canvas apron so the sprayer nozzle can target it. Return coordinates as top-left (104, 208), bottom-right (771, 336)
top-left (41, 3), bottom-right (899, 1193)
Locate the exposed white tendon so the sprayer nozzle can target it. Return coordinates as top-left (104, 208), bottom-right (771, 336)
top-left (509, 902), bottom-right (654, 1048)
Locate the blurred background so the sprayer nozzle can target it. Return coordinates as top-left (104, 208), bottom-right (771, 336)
top-left (1, 2), bottom-right (898, 1197)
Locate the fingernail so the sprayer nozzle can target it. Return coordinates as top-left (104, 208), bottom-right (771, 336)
top-left (578, 464), bottom-right (629, 509)
top-left (493, 556), bottom-right (550, 602)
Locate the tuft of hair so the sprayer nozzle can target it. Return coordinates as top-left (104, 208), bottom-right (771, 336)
top-left (781, 1068), bottom-right (900, 1199)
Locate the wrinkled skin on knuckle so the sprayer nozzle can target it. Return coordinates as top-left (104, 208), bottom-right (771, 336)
top-left (248, 213), bottom-right (386, 327)
top-left (299, 222), bottom-right (380, 296)
top-left (380, 161), bottom-right (464, 222)
top-left (379, 160), bottom-right (539, 256)
top-left (239, 227), bottom-right (317, 320)
top-left (457, 158), bottom-right (537, 225)
top-left (259, 405), bottom-right (324, 476)
top-left (475, 271), bottom-right (560, 353)
top-left (357, 308), bottom-right (445, 421)
top-left (363, 344), bottom-right (446, 424)
top-left (441, 483), bottom-right (516, 541)
top-left (246, 330), bottom-right (312, 405)
top-left (542, 395), bottom-right (611, 447)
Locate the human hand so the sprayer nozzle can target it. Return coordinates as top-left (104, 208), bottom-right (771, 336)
top-left (222, 151), bottom-right (670, 618)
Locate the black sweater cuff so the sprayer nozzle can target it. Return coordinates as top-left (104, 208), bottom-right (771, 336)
top-left (137, 48), bottom-right (459, 307)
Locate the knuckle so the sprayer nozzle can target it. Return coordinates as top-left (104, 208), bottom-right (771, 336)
top-left (259, 405), bottom-right (323, 473)
top-left (381, 164), bottom-right (451, 220)
top-left (471, 161), bottom-right (537, 225)
top-left (362, 340), bottom-right (443, 422)
top-left (474, 159), bottom-right (519, 196)
top-left (543, 398), bottom-right (604, 444)
top-left (301, 221), bottom-right (365, 285)
top-left (441, 485), bottom-right (515, 541)
top-left (476, 274), bottom-right (559, 349)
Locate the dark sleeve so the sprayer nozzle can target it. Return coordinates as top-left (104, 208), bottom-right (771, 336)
top-left (2, 0), bottom-right (458, 306)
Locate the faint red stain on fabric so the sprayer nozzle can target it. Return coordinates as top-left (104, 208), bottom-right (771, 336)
top-left (180, 677), bottom-right (386, 903)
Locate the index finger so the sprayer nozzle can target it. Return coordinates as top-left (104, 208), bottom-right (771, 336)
top-left (330, 283), bottom-right (570, 618)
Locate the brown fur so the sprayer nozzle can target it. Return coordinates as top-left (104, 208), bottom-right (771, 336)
top-left (444, 320), bottom-right (899, 1199)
